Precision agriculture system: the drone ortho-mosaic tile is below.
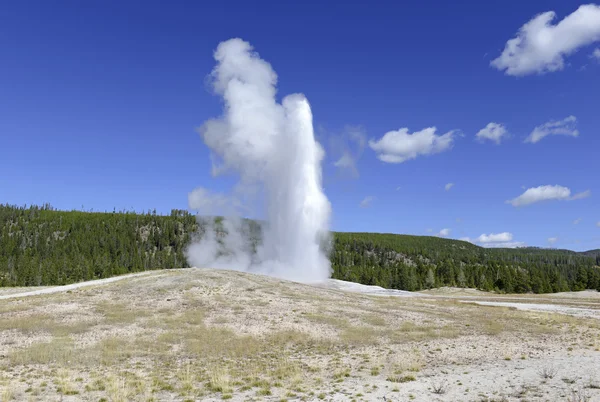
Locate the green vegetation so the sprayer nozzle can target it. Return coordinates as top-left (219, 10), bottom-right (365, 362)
top-left (1, 204), bottom-right (599, 293)
top-left (331, 232), bottom-right (600, 293)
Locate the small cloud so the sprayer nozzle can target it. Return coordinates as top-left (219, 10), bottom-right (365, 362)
top-left (570, 190), bottom-right (591, 200)
top-left (369, 127), bottom-right (455, 164)
top-left (396, 186), bottom-right (402, 191)
top-left (548, 237), bottom-right (558, 245)
top-left (331, 125), bottom-right (367, 178)
top-left (333, 152), bottom-right (354, 169)
top-left (476, 232), bottom-right (513, 243)
top-left (436, 228), bottom-right (451, 237)
top-left (573, 218), bottom-right (582, 225)
top-left (592, 48), bottom-right (600, 61)
top-left (476, 122), bottom-right (509, 144)
top-left (597, 221), bottom-right (600, 228)
top-left (359, 196), bottom-right (375, 208)
top-left (507, 185), bottom-right (590, 207)
top-left (525, 116), bottom-right (579, 144)
top-left (426, 228), bottom-right (433, 233)
top-left (490, 4), bottom-right (600, 76)
top-left (445, 183), bottom-right (455, 191)
top-left (461, 232), bottom-right (525, 248)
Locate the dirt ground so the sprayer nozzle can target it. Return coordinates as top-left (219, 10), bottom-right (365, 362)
top-left (1, 268), bottom-right (599, 401)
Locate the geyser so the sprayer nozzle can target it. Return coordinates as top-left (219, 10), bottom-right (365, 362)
top-left (185, 38), bottom-right (332, 282)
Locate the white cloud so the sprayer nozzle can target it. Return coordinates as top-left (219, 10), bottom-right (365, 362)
top-left (369, 127), bottom-right (455, 163)
top-left (573, 218), bottom-right (582, 225)
top-left (476, 122), bottom-right (509, 144)
top-left (476, 232), bottom-right (513, 243)
top-left (436, 228), bottom-right (451, 237)
top-left (597, 221), bottom-right (600, 228)
top-left (507, 185), bottom-right (590, 207)
top-left (525, 116), bottom-right (579, 143)
top-left (491, 4), bottom-right (600, 76)
top-left (396, 186), bottom-right (402, 191)
top-left (571, 190), bottom-right (592, 200)
top-left (332, 126), bottom-right (367, 177)
top-left (445, 183), bottom-right (454, 191)
top-left (548, 237), bottom-right (558, 245)
top-left (460, 233), bottom-right (525, 248)
top-left (592, 47), bottom-right (600, 60)
top-left (360, 196), bottom-right (375, 208)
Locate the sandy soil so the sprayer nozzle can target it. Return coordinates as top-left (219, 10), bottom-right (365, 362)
top-left (1, 269), bottom-right (599, 401)
top-left (0, 271), bottom-right (163, 300)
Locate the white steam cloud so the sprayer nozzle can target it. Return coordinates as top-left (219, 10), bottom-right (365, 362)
top-left (186, 38), bottom-right (332, 282)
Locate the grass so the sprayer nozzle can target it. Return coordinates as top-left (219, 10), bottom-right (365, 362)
top-left (2, 269), bottom-right (600, 401)
top-left (9, 336), bottom-right (76, 366)
top-left (1, 386), bottom-right (13, 402)
top-left (55, 370), bottom-right (79, 395)
top-left (0, 313), bottom-right (90, 337)
top-left (431, 380), bottom-right (448, 395)
top-left (96, 301), bottom-right (150, 325)
top-left (538, 366), bottom-right (558, 379)
top-left (387, 375), bottom-right (416, 383)
top-left (207, 367), bottom-right (232, 394)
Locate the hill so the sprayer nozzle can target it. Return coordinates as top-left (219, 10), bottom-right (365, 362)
top-left (1, 204), bottom-right (599, 293)
top-left (1, 268), bottom-right (600, 401)
top-left (581, 249), bottom-right (600, 258)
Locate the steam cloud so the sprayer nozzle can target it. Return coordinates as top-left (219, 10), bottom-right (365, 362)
top-left (185, 38), bottom-right (332, 282)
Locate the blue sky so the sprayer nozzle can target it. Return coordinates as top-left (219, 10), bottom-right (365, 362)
top-left (1, 0), bottom-right (599, 251)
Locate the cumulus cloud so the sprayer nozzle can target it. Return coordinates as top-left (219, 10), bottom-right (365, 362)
top-left (476, 232), bottom-right (514, 243)
top-left (476, 122), bottom-right (509, 144)
top-left (360, 196), bottom-right (375, 208)
top-left (445, 183), bottom-right (454, 191)
top-left (573, 218), bottom-right (582, 225)
top-left (461, 232), bottom-right (525, 248)
top-left (331, 125), bottom-right (367, 178)
top-left (548, 237), bottom-right (559, 245)
top-left (491, 4), bottom-right (600, 76)
top-left (436, 228), bottom-right (451, 237)
top-left (525, 116), bottom-right (579, 143)
top-left (507, 185), bottom-right (590, 207)
top-left (369, 127), bottom-right (455, 163)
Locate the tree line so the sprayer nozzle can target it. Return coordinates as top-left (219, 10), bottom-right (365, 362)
top-left (1, 204), bottom-right (599, 293)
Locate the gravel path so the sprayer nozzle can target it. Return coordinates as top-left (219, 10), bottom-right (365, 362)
top-left (0, 270), bottom-right (161, 300)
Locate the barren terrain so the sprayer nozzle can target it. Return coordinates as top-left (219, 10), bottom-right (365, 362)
top-left (1, 268), bottom-right (599, 401)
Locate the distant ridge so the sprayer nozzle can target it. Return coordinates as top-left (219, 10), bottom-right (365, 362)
top-left (1, 204), bottom-right (599, 293)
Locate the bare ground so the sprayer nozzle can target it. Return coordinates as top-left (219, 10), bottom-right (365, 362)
top-left (1, 269), bottom-right (599, 401)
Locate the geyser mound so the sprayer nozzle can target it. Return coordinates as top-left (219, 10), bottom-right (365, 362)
top-left (185, 38), bottom-right (332, 282)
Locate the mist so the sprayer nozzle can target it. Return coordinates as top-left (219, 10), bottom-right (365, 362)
top-left (185, 38), bottom-right (332, 282)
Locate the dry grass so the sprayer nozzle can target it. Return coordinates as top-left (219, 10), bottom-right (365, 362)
top-left (1, 269), bottom-right (600, 401)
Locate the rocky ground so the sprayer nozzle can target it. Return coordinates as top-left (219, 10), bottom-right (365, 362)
top-left (0, 268), bottom-right (599, 401)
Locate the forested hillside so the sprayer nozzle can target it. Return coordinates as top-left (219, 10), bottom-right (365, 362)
top-left (1, 204), bottom-right (599, 293)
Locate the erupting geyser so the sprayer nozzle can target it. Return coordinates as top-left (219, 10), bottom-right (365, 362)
top-left (185, 38), bottom-right (332, 282)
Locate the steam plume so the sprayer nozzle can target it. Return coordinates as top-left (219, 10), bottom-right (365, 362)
top-left (186, 38), bottom-right (332, 282)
